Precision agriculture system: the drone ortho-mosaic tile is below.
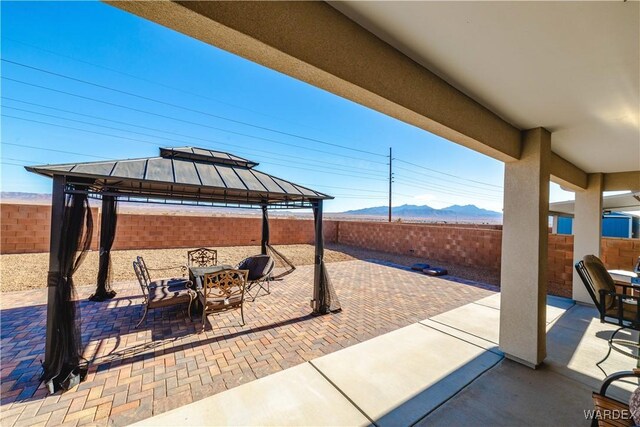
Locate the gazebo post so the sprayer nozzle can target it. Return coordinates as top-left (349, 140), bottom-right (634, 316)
top-left (312, 199), bottom-right (325, 314)
top-left (261, 205), bottom-right (269, 255)
top-left (43, 175), bottom-right (66, 377)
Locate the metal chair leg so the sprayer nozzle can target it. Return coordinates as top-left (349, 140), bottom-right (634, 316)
top-left (240, 304), bottom-right (245, 326)
top-left (187, 296), bottom-right (193, 322)
top-left (135, 305), bottom-right (148, 329)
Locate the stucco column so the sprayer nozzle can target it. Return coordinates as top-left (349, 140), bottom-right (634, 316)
top-left (551, 215), bottom-right (559, 234)
top-left (572, 173), bottom-right (603, 303)
top-left (500, 128), bottom-right (551, 368)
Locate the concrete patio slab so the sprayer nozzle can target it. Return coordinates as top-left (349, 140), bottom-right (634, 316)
top-left (427, 301), bottom-right (501, 344)
top-left (310, 323), bottom-right (503, 427)
top-left (417, 359), bottom-right (594, 426)
top-left (472, 293), bottom-right (574, 325)
top-left (419, 318), bottom-right (502, 355)
top-left (131, 363), bottom-right (371, 426)
top-left (545, 304), bottom-right (639, 401)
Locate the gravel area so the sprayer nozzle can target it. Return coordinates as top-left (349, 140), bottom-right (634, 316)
top-left (0, 243), bottom-right (499, 292)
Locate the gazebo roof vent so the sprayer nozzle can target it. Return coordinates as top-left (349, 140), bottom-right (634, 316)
top-left (160, 146), bottom-right (258, 168)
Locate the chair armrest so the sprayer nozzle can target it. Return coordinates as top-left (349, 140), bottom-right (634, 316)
top-left (600, 370), bottom-right (640, 396)
top-left (599, 289), bottom-right (640, 302)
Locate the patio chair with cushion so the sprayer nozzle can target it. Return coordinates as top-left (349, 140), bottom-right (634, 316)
top-left (187, 247), bottom-right (218, 268)
top-left (237, 255), bottom-right (275, 301)
top-left (133, 260), bottom-right (195, 328)
top-left (137, 255), bottom-right (189, 288)
top-left (576, 255), bottom-right (640, 368)
top-left (200, 269), bottom-right (248, 332)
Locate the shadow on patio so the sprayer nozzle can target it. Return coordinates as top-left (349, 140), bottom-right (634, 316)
top-left (0, 259), bottom-right (496, 426)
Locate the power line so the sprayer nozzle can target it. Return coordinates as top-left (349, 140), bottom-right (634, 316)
top-left (2, 157), bottom-right (36, 164)
top-left (3, 77), bottom-right (387, 165)
top-left (3, 106), bottom-right (387, 179)
top-left (2, 114), bottom-right (162, 147)
top-left (297, 183), bottom-right (387, 194)
top-left (395, 158), bottom-right (503, 189)
top-left (0, 142), bottom-right (110, 159)
top-left (394, 164), bottom-right (503, 194)
top-left (394, 177), bottom-right (502, 202)
top-left (394, 177), bottom-right (502, 200)
top-left (3, 59), bottom-right (386, 158)
top-left (2, 98), bottom-right (387, 176)
top-left (1, 162), bottom-right (30, 167)
top-left (3, 37), bottom-right (327, 134)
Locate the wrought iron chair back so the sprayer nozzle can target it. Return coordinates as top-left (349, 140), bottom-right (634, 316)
top-left (203, 269), bottom-right (247, 300)
top-left (137, 255), bottom-right (187, 283)
top-left (136, 256), bottom-right (153, 284)
top-left (188, 248), bottom-right (218, 267)
top-left (133, 260), bottom-right (150, 298)
top-left (132, 260), bottom-right (194, 328)
top-left (199, 269), bottom-right (248, 331)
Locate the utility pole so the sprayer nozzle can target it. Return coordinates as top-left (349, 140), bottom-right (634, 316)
top-left (388, 147), bottom-right (393, 222)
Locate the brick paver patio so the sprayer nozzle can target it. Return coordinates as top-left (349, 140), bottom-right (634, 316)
top-left (0, 259), bottom-right (497, 426)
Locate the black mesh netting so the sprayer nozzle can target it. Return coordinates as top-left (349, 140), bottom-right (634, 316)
top-left (90, 196), bottom-right (118, 302)
top-left (42, 191), bottom-right (93, 393)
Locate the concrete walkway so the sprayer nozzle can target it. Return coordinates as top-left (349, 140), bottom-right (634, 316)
top-left (134, 294), bottom-right (637, 426)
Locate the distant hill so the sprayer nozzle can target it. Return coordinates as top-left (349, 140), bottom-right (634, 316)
top-left (343, 203), bottom-right (502, 223)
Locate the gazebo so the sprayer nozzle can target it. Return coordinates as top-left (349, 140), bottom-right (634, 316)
top-left (25, 146), bottom-right (339, 393)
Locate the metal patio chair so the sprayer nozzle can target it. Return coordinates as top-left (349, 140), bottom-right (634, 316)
top-left (199, 269), bottom-right (248, 332)
top-left (576, 255), bottom-right (640, 368)
top-left (132, 260), bottom-right (195, 328)
top-left (187, 248), bottom-right (218, 268)
top-left (137, 255), bottom-right (189, 288)
top-left (237, 255), bottom-right (275, 301)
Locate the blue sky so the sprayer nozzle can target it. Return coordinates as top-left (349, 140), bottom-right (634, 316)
top-left (1, 1), bottom-right (574, 213)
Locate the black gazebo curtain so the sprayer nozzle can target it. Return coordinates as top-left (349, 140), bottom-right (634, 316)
top-left (313, 200), bottom-right (341, 314)
top-left (89, 196), bottom-right (118, 302)
top-left (261, 205), bottom-right (269, 255)
top-left (42, 191), bottom-right (93, 393)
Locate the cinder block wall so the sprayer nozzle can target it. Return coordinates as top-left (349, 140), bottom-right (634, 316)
top-left (2, 203), bottom-right (638, 299)
top-left (0, 204), bottom-right (334, 253)
top-left (111, 214), bottom-right (331, 250)
top-left (335, 221), bottom-right (503, 271)
top-left (0, 204), bottom-right (100, 253)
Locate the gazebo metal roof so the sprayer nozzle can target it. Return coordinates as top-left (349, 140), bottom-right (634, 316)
top-left (26, 146), bottom-right (333, 209)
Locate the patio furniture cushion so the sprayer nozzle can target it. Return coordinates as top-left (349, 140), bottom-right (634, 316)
top-left (149, 277), bottom-right (191, 289)
top-left (203, 294), bottom-right (243, 310)
top-left (630, 387), bottom-right (640, 424)
top-left (411, 263), bottom-right (430, 271)
top-left (148, 286), bottom-right (193, 308)
top-left (583, 255), bottom-right (617, 310)
top-left (423, 267), bottom-right (448, 276)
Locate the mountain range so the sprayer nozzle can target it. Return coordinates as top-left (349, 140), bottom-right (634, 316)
top-left (343, 204), bottom-right (502, 222)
